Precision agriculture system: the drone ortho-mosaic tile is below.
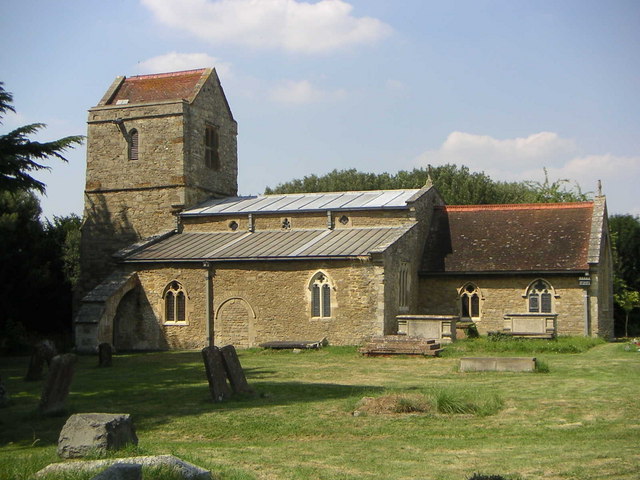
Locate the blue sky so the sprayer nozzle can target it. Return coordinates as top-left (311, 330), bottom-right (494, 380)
top-left (2, 0), bottom-right (639, 219)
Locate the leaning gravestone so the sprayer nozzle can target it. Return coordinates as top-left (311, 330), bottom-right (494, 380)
top-left (220, 345), bottom-right (253, 395)
top-left (39, 353), bottom-right (77, 415)
top-left (201, 346), bottom-right (232, 402)
top-left (58, 413), bottom-right (138, 459)
top-left (24, 340), bottom-right (58, 381)
top-left (98, 343), bottom-right (113, 368)
top-left (0, 375), bottom-right (9, 408)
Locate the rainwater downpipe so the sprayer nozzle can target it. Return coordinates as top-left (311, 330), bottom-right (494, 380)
top-left (204, 262), bottom-right (213, 346)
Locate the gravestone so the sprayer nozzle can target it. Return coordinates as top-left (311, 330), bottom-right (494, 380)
top-left (39, 353), bottom-right (77, 415)
top-left (0, 375), bottom-right (9, 408)
top-left (24, 340), bottom-right (58, 381)
top-left (220, 345), bottom-right (253, 395)
top-left (201, 346), bottom-right (232, 402)
top-left (38, 339), bottom-right (58, 366)
top-left (58, 413), bottom-right (138, 459)
top-left (98, 343), bottom-right (113, 367)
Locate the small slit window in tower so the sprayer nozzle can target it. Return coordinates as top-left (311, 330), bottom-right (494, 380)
top-left (205, 125), bottom-right (220, 170)
top-left (128, 129), bottom-right (139, 161)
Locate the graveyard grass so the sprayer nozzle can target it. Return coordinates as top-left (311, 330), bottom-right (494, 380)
top-left (0, 338), bottom-right (639, 480)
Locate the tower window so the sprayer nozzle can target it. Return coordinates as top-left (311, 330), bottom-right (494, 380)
top-left (205, 125), bottom-right (220, 170)
top-left (128, 129), bottom-right (139, 161)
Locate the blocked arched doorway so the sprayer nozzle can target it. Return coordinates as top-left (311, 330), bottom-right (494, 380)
top-left (215, 298), bottom-right (256, 348)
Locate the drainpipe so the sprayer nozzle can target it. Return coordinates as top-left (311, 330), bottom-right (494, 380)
top-left (579, 275), bottom-right (592, 336)
top-left (204, 262), bottom-right (213, 346)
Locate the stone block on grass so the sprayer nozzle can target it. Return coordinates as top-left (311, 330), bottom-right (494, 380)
top-left (57, 413), bottom-right (138, 459)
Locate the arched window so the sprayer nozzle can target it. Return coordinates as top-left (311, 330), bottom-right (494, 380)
top-left (164, 281), bottom-right (187, 323)
top-left (128, 129), bottom-right (139, 161)
top-left (527, 279), bottom-right (554, 313)
top-left (310, 272), bottom-right (332, 318)
top-left (460, 283), bottom-right (480, 320)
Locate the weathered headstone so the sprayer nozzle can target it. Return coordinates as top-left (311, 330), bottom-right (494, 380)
top-left (24, 340), bottom-right (58, 381)
top-left (201, 346), bottom-right (232, 402)
top-left (25, 350), bottom-right (46, 382)
top-left (38, 339), bottom-right (58, 366)
top-left (39, 353), bottom-right (77, 415)
top-left (0, 375), bottom-right (9, 408)
top-left (57, 413), bottom-right (138, 459)
top-left (98, 343), bottom-right (113, 367)
top-left (220, 345), bottom-right (253, 395)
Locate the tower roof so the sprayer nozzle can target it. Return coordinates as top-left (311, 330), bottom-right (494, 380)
top-left (98, 68), bottom-right (211, 106)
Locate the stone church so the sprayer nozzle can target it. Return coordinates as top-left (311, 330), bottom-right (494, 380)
top-left (74, 68), bottom-right (614, 353)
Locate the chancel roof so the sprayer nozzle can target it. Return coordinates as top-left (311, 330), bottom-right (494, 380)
top-left (123, 226), bottom-right (412, 263)
top-left (105, 69), bottom-right (208, 105)
top-left (182, 189), bottom-right (422, 217)
top-left (421, 202), bottom-right (595, 274)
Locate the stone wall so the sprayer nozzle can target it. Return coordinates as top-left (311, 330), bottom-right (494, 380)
top-left (418, 275), bottom-right (589, 336)
top-left (130, 259), bottom-right (385, 349)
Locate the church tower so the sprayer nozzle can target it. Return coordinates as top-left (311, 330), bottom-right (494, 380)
top-left (80, 68), bottom-right (237, 293)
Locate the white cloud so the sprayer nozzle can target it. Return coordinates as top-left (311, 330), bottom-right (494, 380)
top-left (416, 131), bottom-right (640, 215)
top-left (420, 131), bottom-right (576, 174)
top-left (136, 52), bottom-right (232, 77)
top-left (268, 79), bottom-right (346, 104)
top-left (141, 0), bottom-right (392, 54)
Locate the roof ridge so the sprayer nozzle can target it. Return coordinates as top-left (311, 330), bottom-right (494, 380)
top-left (126, 69), bottom-right (207, 81)
top-left (441, 202), bottom-right (594, 212)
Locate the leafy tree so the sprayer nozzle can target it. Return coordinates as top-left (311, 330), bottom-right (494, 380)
top-left (265, 165), bottom-right (589, 205)
top-left (609, 214), bottom-right (640, 293)
top-left (614, 288), bottom-right (640, 338)
top-left (0, 82), bottom-right (83, 194)
top-left (0, 83), bottom-right (82, 350)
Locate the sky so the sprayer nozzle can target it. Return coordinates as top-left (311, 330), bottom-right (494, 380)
top-left (2, 0), bottom-right (639, 220)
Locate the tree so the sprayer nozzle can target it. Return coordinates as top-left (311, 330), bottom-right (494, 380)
top-left (265, 165), bottom-right (589, 205)
top-left (609, 214), bottom-right (640, 293)
top-left (0, 82), bottom-right (83, 194)
top-left (0, 83), bottom-right (83, 350)
top-left (614, 288), bottom-right (640, 338)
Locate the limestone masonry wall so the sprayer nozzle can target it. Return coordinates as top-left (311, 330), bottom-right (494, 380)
top-left (419, 275), bottom-right (588, 336)
top-left (131, 260), bottom-right (384, 349)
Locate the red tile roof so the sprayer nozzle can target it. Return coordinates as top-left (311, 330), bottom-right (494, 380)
top-left (421, 202), bottom-right (594, 274)
top-left (107, 69), bottom-right (207, 105)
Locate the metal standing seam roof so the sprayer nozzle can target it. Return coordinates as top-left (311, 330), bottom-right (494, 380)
top-left (182, 190), bottom-right (422, 217)
top-left (123, 226), bottom-right (414, 263)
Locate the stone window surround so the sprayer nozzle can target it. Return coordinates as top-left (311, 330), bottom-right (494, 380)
top-left (458, 283), bottom-right (482, 321)
top-left (309, 271), bottom-right (335, 320)
top-left (522, 278), bottom-right (559, 314)
top-left (163, 280), bottom-right (189, 325)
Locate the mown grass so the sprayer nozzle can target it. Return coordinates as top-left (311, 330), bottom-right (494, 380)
top-left (0, 339), bottom-right (638, 480)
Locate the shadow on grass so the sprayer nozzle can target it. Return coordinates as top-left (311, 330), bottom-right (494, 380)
top-left (0, 351), bottom-right (382, 447)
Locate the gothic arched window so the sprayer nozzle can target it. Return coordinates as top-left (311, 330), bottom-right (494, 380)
top-left (310, 273), bottom-right (333, 318)
top-left (128, 129), bottom-right (139, 161)
top-left (164, 281), bottom-right (187, 323)
top-left (460, 283), bottom-right (480, 320)
top-left (527, 279), bottom-right (554, 313)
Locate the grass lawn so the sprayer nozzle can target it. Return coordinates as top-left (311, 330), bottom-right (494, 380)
top-left (0, 339), bottom-right (638, 479)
